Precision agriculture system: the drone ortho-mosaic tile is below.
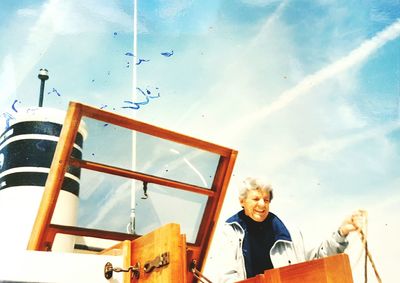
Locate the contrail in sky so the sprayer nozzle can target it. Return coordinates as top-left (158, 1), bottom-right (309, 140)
top-left (231, 19), bottom-right (400, 133)
top-left (291, 121), bottom-right (400, 162)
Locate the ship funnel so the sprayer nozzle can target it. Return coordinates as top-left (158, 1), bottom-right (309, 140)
top-left (0, 106), bottom-right (87, 252)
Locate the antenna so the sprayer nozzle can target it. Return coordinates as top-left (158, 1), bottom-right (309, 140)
top-left (38, 68), bottom-right (49, 107)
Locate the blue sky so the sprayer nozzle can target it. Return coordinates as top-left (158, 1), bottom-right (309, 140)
top-left (0, 0), bottom-right (399, 282)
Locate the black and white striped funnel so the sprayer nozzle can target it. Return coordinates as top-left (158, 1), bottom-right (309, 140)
top-left (0, 107), bottom-right (87, 251)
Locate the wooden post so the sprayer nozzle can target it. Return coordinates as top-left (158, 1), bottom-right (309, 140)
top-left (130, 223), bottom-right (186, 282)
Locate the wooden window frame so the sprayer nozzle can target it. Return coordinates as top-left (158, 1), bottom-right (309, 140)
top-left (27, 101), bottom-right (237, 272)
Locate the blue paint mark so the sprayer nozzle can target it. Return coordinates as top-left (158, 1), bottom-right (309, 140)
top-left (100, 104), bottom-right (108, 109)
top-left (161, 50), bottom-right (174, 57)
top-left (122, 97), bottom-right (149, 110)
top-left (113, 32), bottom-right (118, 37)
top-left (36, 140), bottom-right (47, 152)
top-left (91, 79), bottom-right (95, 83)
top-left (48, 88), bottom-right (61, 96)
top-left (125, 52), bottom-right (134, 57)
top-left (103, 123), bottom-right (109, 127)
top-left (107, 71), bottom-right (111, 76)
top-left (136, 58), bottom-right (150, 65)
top-left (121, 87), bottom-right (160, 110)
top-left (126, 62), bottom-right (130, 68)
top-left (11, 100), bottom-right (19, 112)
top-left (146, 87), bottom-right (160, 99)
top-left (2, 112), bottom-right (15, 129)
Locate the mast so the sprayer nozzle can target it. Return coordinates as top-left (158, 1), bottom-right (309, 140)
top-left (127, 0), bottom-right (138, 234)
top-left (38, 68), bottom-right (49, 107)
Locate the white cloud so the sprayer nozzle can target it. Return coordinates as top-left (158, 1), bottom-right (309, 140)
top-left (336, 103), bottom-right (367, 128)
top-left (3, 0), bottom-right (66, 102)
top-left (240, 0), bottom-right (281, 7)
top-left (16, 8), bottom-right (39, 17)
top-left (0, 0), bottom-right (133, 108)
top-left (29, 0), bottom-right (132, 35)
top-left (228, 19), bottom-right (400, 135)
top-left (0, 55), bottom-right (16, 104)
top-left (0, 55), bottom-right (17, 132)
top-left (249, 0), bottom-right (289, 42)
top-left (289, 121), bottom-right (399, 162)
top-left (157, 0), bottom-right (193, 19)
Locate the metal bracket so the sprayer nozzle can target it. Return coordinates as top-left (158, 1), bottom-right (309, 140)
top-left (190, 260), bottom-right (213, 283)
top-left (143, 252), bottom-right (170, 273)
top-left (141, 181), bottom-right (148, 199)
top-left (104, 261), bottom-right (140, 280)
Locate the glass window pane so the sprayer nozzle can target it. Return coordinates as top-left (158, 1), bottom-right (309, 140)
top-left (81, 117), bottom-right (133, 170)
top-left (136, 132), bottom-right (219, 189)
top-left (77, 169), bottom-right (131, 233)
top-left (81, 117), bottom-right (220, 188)
top-left (135, 182), bottom-right (207, 244)
top-left (77, 168), bottom-right (207, 243)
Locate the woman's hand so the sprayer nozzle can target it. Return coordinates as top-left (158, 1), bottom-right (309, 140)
top-left (339, 209), bottom-right (366, 237)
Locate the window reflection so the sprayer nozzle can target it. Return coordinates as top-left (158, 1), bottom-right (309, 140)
top-left (78, 169), bottom-right (208, 243)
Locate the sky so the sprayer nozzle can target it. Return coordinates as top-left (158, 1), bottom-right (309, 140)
top-left (0, 0), bottom-right (399, 282)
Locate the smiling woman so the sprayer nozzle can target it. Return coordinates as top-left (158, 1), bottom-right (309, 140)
top-left (216, 177), bottom-right (366, 282)
top-left (239, 177), bottom-right (272, 222)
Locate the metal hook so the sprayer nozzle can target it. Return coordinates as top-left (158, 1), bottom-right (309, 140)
top-left (141, 181), bottom-right (148, 199)
top-left (104, 262), bottom-right (140, 280)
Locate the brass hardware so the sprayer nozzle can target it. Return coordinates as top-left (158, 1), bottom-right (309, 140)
top-left (104, 261), bottom-right (140, 280)
top-left (190, 260), bottom-right (213, 283)
top-left (143, 252), bottom-right (170, 273)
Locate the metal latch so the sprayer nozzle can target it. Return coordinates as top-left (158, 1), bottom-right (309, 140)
top-left (143, 252), bottom-right (170, 273)
top-left (104, 262), bottom-right (140, 280)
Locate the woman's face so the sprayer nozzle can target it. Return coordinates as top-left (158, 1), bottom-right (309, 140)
top-left (240, 189), bottom-right (270, 222)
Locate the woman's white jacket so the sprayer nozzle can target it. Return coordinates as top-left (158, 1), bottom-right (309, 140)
top-left (217, 211), bottom-right (348, 283)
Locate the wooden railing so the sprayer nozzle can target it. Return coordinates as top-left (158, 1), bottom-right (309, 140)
top-left (238, 253), bottom-right (353, 283)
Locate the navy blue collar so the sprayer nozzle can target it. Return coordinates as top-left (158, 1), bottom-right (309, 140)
top-left (226, 210), bottom-right (292, 242)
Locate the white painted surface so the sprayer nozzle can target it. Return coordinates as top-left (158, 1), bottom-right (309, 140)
top-left (0, 187), bottom-right (78, 252)
top-left (0, 250), bottom-right (124, 283)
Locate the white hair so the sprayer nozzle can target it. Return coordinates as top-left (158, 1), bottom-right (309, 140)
top-left (238, 177), bottom-right (273, 201)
